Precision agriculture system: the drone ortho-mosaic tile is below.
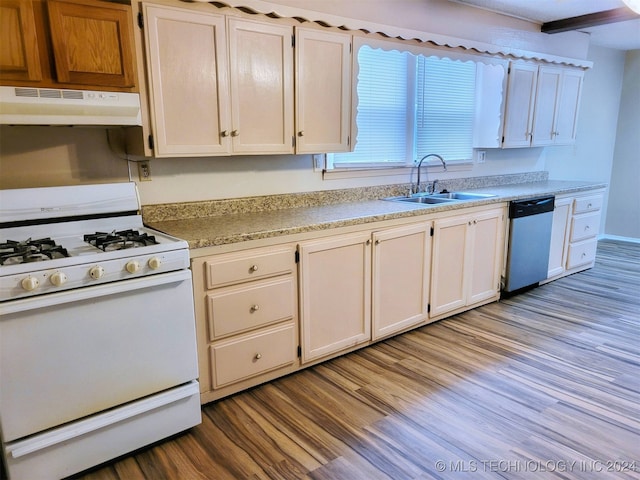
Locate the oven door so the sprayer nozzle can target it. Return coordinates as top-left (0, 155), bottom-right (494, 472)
top-left (0, 269), bottom-right (198, 442)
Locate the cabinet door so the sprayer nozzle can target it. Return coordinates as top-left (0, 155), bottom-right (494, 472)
top-left (372, 223), bottom-right (431, 340)
top-left (547, 197), bottom-right (572, 278)
top-left (502, 62), bottom-right (538, 148)
top-left (467, 208), bottom-right (505, 305)
top-left (143, 4), bottom-right (231, 157)
top-left (47, 0), bottom-right (135, 88)
top-left (228, 18), bottom-right (294, 154)
top-left (298, 232), bottom-right (371, 363)
top-left (531, 66), bottom-right (562, 146)
top-left (0, 0), bottom-right (42, 82)
top-left (554, 68), bottom-right (584, 145)
top-left (295, 27), bottom-right (351, 153)
top-left (430, 215), bottom-right (469, 317)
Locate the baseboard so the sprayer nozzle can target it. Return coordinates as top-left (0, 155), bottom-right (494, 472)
top-left (600, 234), bottom-right (640, 244)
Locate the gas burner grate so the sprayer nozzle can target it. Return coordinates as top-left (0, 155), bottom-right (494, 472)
top-left (0, 238), bottom-right (70, 265)
top-left (84, 229), bottom-right (158, 251)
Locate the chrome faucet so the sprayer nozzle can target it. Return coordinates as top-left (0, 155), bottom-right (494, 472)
top-left (413, 154), bottom-right (446, 194)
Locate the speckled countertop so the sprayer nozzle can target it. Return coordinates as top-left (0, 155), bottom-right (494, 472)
top-left (143, 174), bottom-right (606, 250)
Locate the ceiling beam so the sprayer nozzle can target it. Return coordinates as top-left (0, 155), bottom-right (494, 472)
top-left (542, 7), bottom-right (640, 34)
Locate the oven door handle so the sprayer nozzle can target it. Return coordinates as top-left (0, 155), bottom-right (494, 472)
top-left (0, 270), bottom-right (192, 315)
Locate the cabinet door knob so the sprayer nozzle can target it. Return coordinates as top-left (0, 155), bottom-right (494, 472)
top-left (250, 304), bottom-right (260, 313)
top-left (255, 353), bottom-right (262, 360)
top-left (221, 130), bottom-right (229, 137)
top-left (249, 264), bottom-right (259, 273)
top-left (298, 130), bottom-right (304, 137)
top-left (231, 130), bottom-right (239, 137)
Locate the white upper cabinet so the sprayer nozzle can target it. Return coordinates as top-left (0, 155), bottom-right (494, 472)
top-left (228, 18), bottom-right (294, 154)
top-left (295, 27), bottom-right (352, 153)
top-left (143, 4), bottom-right (231, 157)
top-left (532, 66), bottom-right (585, 146)
top-left (549, 68), bottom-right (584, 145)
top-left (501, 61), bottom-right (584, 148)
top-left (502, 62), bottom-right (538, 148)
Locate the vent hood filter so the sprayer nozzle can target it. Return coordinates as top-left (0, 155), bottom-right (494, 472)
top-left (0, 86), bottom-right (142, 126)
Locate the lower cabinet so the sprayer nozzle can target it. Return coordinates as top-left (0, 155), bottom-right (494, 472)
top-left (547, 196), bottom-right (573, 278)
top-left (189, 204), bottom-right (514, 404)
top-left (546, 189), bottom-right (604, 281)
top-left (430, 206), bottom-right (506, 318)
top-left (191, 244), bottom-right (299, 403)
top-left (298, 221), bottom-right (432, 364)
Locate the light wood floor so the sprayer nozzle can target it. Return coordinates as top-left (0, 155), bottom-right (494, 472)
top-left (74, 240), bottom-right (640, 480)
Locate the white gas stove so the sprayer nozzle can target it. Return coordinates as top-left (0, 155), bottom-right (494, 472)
top-left (0, 183), bottom-right (200, 480)
top-left (0, 183), bottom-right (188, 301)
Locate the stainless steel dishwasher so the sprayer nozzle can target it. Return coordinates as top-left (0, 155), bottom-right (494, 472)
top-left (504, 196), bottom-right (555, 293)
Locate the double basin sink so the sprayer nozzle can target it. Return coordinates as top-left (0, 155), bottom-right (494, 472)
top-left (385, 191), bottom-right (497, 206)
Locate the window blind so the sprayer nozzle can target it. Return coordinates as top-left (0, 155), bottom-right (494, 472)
top-left (416, 57), bottom-right (476, 161)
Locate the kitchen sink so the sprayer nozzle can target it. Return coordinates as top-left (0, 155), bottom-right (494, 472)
top-left (385, 195), bottom-right (456, 204)
top-left (385, 191), bottom-right (497, 205)
top-left (431, 192), bottom-right (497, 200)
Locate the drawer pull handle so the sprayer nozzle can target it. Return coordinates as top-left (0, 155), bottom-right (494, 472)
top-left (249, 264), bottom-right (259, 273)
top-left (581, 253), bottom-right (586, 258)
top-left (255, 353), bottom-right (262, 360)
top-left (250, 304), bottom-right (260, 313)
top-left (585, 225), bottom-right (590, 230)
top-left (587, 203), bottom-right (592, 208)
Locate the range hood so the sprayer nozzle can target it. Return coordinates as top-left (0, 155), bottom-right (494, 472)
top-left (0, 86), bottom-right (142, 126)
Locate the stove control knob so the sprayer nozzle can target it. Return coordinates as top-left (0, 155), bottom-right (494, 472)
top-left (126, 260), bottom-right (141, 273)
top-left (148, 257), bottom-right (162, 270)
top-left (50, 272), bottom-right (68, 286)
top-left (89, 266), bottom-right (105, 280)
top-left (21, 276), bottom-right (40, 291)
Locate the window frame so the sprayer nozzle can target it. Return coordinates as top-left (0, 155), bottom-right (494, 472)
top-left (326, 37), bottom-right (509, 175)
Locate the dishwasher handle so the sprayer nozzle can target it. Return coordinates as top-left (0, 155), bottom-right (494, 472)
top-left (509, 196), bottom-right (555, 218)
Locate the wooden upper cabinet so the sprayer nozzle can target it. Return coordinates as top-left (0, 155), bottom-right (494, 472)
top-left (0, 0), bottom-right (43, 82)
top-left (0, 0), bottom-right (136, 91)
top-left (295, 27), bottom-right (351, 153)
top-left (227, 17), bottom-right (294, 154)
top-left (142, 3), bottom-right (231, 157)
top-left (47, 0), bottom-right (135, 88)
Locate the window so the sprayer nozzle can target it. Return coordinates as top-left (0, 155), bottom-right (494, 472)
top-left (329, 45), bottom-right (477, 169)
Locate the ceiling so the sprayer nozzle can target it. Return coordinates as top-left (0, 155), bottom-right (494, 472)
top-left (452, 0), bottom-right (640, 50)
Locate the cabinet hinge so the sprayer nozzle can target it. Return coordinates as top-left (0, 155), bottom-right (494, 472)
top-left (427, 303), bottom-right (431, 313)
top-left (347, 135), bottom-right (350, 146)
top-left (291, 34), bottom-right (295, 48)
top-left (297, 345), bottom-right (301, 357)
top-left (137, 12), bottom-right (144, 29)
top-left (294, 250), bottom-right (300, 263)
top-left (292, 135), bottom-right (296, 148)
top-left (430, 226), bottom-right (434, 236)
top-left (148, 134), bottom-right (154, 150)
top-left (507, 66), bottom-right (511, 74)
top-left (501, 135), bottom-right (505, 144)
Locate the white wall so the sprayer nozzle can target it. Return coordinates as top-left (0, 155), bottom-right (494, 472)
top-left (544, 45), bottom-right (627, 234)
top-left (605, 50), bottom-right (640, 239)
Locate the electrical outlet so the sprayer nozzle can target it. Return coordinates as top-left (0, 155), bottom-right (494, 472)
top-left (138, 161), bottom-right (152, 181)
top-left (477, 150), bottom-right (486, 163)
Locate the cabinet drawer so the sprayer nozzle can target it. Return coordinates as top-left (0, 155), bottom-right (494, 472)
top-left (573, 195), bottom-right (603, 214)
top-left (207, 277), bottom-right (295, 341)
top-left (210, 323), bottom-right (296, 388)
top-left (567, 238), bottom-right (597, 269)
top-left (205, 246), bottom-right (294, 288)
top-left (570, 212), bottom-right (601, 242)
